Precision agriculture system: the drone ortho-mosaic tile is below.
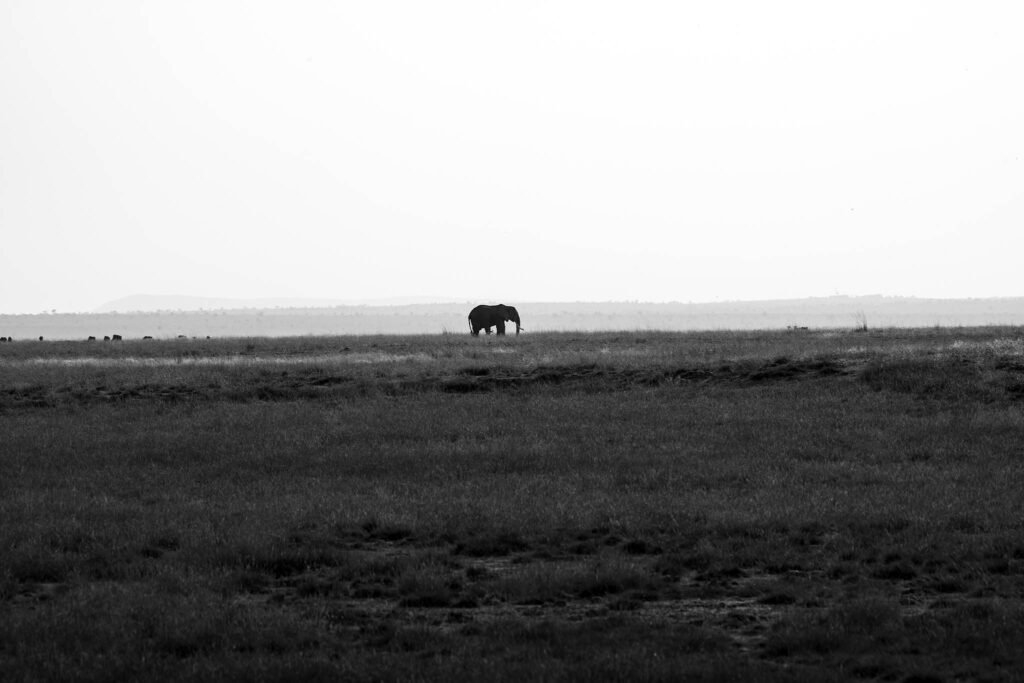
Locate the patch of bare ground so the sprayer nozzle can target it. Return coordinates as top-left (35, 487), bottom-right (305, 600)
top-left (226, 536), bottom-right (786, 655)
top-left (210, 523), bottom-right (1024, 669)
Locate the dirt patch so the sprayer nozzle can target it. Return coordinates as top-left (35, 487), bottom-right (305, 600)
top-left (744, 357), bottom-right (848, 382)
top-left (221, 529), bottom-right (1007, 663)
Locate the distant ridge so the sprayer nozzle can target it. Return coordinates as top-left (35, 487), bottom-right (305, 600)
top-left (94, 294), bottom-right (467, 313)
top-left (94, 293), bottom-right (1024, 314)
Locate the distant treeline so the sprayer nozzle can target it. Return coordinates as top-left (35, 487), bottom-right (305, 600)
top-left (3, 296), bottom-right (1024, 340)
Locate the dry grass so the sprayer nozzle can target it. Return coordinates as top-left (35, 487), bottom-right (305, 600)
top-left (2, 327), bottom-right (1024, 680)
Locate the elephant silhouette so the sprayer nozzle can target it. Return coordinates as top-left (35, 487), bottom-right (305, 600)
top-left (468, 304), bottom-right (522, 336)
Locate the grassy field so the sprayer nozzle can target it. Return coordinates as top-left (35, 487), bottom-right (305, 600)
top-left (3, 328), bottom-right (1024, 681)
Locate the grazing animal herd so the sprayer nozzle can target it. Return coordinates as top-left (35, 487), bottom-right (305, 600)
top-left (0, 334), bottom-right (209, 342)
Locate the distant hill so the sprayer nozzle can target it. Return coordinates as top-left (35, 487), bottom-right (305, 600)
top-left (94, 294), bottom-right (467, 313)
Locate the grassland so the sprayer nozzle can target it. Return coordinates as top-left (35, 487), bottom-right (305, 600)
top-left (2, 328), bottom-right (1024, 681)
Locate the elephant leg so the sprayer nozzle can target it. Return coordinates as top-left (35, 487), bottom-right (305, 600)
top-left (496, 321), bottom-right (506, 335)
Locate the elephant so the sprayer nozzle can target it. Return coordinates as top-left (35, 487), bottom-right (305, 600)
top-left (468, 304), bottom-right (522, 336)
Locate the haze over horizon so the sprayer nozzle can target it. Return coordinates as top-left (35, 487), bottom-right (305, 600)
top-left (3, 2), bottom-right (1022, 315)
top-left (84, 291), bottom-right (1024, 316)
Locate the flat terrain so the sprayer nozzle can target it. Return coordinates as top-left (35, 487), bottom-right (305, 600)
top-left (6, 295), bottom-right (1024, 339)
top-left (2, 328), bottom-right (1024, 681)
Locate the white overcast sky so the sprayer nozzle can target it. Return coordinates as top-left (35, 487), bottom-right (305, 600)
top-left (2, 2), bottom-right (1022, 313)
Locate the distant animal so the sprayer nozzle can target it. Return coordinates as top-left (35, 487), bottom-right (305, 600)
top-left (468, 304), bottom-right (522, 336)
top-left (87, 336), bottom-right (96, 341)
top-left (103, 336), bottom-right (111, 341)
top-left (177, 335), bottom-right (187, 339)
top-left (143, 336), bottom-right (153, 340)
top-left (0, 337), bottom-right (7, 342)
top-left (38, 336), bottom-right (43, 341)
top-left (111, 334), bottom-right (122, 341)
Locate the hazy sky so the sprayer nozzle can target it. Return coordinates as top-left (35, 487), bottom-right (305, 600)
top-left (2, 2), bottom-right (1022, 313)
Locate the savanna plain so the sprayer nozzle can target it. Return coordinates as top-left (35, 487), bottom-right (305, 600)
top-left (3, 328), bottom-right (1024, 682)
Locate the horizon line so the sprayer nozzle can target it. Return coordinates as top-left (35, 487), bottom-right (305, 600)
top-left (4, 292), bottom-right (1024, 316)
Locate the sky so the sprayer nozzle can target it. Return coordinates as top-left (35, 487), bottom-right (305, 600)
top-left (2, 1), bottom-right (1023, 314)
